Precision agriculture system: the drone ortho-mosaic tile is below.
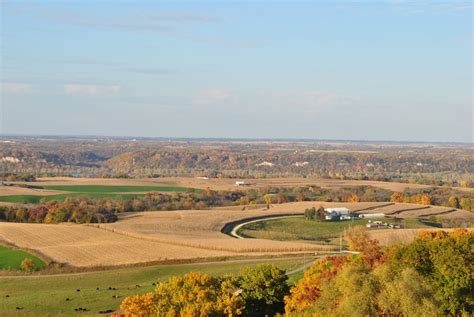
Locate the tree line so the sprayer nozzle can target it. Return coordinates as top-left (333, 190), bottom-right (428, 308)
top-left (2, 139), bottom-right (472, 187)
top-left (0, 185), bottom-right (472, 224)
top-left (119, 229), bottom-right (473, 316)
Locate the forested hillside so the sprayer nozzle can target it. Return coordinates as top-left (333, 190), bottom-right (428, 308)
top-left (1, 137), bottom-right (472, 186)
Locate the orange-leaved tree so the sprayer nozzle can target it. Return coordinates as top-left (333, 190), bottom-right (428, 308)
top-left (284, 256), bottom-right (350, 313)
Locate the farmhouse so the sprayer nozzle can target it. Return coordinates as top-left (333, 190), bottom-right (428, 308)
top-left (324, 207), bottom-right (350, 221)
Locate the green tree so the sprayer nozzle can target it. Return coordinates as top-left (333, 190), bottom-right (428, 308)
top-left (395, 230), bottom-right (474, 315)
top-left (316, 206), bottom-right (326, 221)
top-left (375, 266), bottom-right (438, 316)
top-left (307, 261), bottom-right (379, 317)
top-left (304, 207), bottom-right (315, 220)
top-left (232, 264), bottom-right (289, 317)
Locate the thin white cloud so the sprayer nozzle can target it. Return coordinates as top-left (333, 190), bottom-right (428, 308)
top-left (192, 89), bottom-right (232, 106)
top-left (304, 91), bottom-right (355, 107)
top-left (63, 84), bottom-right (120, 96)
top-left (0, 83), bottom-right (32, 94)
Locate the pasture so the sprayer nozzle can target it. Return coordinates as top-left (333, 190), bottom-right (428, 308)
top-left (236, 216), bottom-right (441, 243)
top-left (40, 185), bottom-right (194, 193)
top-left (0, 246), bottom-right (46, 271)
top-left (0, 184), bottom-right (196, 204)
top-left (0, 193), bottom-right (146, 204)
top-left (0, 257), bottom-right (309, 316)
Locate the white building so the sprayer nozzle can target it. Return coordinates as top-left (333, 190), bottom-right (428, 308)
top-left (324, 207), bottom-right (350, 221)
top-left (358, 213), bottom-right (386, 219)
top-left (324, 207), bottom-right (350, 215)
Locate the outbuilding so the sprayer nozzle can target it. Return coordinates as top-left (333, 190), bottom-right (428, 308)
top-left (358, 213), bottom-right (386, 219)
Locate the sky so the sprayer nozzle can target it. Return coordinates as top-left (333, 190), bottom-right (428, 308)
top-left (0, 0), bottom-right (472, 142)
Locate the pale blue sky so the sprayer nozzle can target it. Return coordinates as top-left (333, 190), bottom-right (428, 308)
top-left (1, 1), bottom-right (472, 142)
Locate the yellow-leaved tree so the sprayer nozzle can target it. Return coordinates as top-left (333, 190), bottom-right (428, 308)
top-left (121, 272), bottom-right (244, 317)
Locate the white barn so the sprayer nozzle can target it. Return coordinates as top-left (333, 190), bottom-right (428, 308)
top-left (324, 207), bottom-right (350, 221)
top-left (324, 207), bottom-right (350, 215)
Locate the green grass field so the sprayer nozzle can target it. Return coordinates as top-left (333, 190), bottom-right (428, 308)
top-left (0, 246), bottom-right (46, 271)
top-left (41, 185), bottom-right (195, 193)
top-left (0, 185), bottom-right (198, 204)
top-left (0, 195), bottom-right (45, 204)
top-left (237, 216), bottom-right (439, 243)
top-left (0, 193), bottom-right (147, 204)
top-left (0, 257), bottom-right (309, 316)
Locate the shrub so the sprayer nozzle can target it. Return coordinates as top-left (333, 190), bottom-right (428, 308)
top-left (20, 258), bottom-right (35, 273)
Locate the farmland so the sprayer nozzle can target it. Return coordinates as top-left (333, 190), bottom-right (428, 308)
top-left (1, 201), bottom-right (469, 268)
top-left (0, 257), bottom-right (310, 316)
top-left (0, 184), bottom-right (195, 204)
top-left (7, 175), bottom-right (470, 194)
top-left (0, 246), bottom-right (46, 271)
top-left (236, 216), bottom-right (442, 244)
top-left (40, 184), bottom-right (193, 193)
top-left (0, 202), bottom-right (388, 267)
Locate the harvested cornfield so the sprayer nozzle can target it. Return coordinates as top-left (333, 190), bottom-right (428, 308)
top-left (0, 222), bottom-right (234, 267)
top-left (397, 206), bottom-right (454, 218)
top-left (357, 203), bottom-right (429, 216)
top-left (264, 201), bottom-right (388, 213)
top-left (368, 229), bottom-right (422, 245)
top-left (353, 203), bottom-right (472, 221)
top-left (95, 204), bottom-right (353, 253)
top-left (368, 228), bottom-right (472, 246)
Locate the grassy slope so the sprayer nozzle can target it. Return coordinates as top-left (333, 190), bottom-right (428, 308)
top-left (0, 246), bottom-right (46, 270)
top-left (237, 216), bottom-right (439, 243)
top-left (41, 185), bottom-right (194, 193)
top-left (0, 258), bottom-right (307, 316)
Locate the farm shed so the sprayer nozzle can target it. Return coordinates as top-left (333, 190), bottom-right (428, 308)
top-left (359, 213), bottom-right (386, 219)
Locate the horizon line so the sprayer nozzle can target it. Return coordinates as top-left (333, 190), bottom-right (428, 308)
top-left (0, 133), bottom-right (472, 145)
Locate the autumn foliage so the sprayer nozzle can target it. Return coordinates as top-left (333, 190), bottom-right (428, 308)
top-left (120, 231), bottom-right (472, 316)
top-left (121, 265), bottom-right (287, 317)
top-left (120, 293), bottom-right (156, 317)
top-left (285, 229), bottom-right (473, 316)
